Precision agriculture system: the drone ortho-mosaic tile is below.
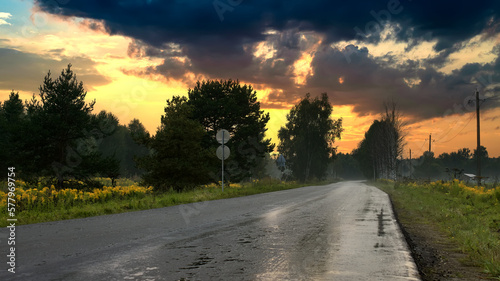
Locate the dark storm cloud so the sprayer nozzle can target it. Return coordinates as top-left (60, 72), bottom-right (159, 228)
top-left (36, 0), bottom-right (500, 51)
top-left (304, 45), bottom-right (500, 121)
top-left (228, 28), bottom-right (309, 89)
top-left (0, 48), bottom-right (111, 92)
top-left (126, 40), bottom-right (183, 59)
top-left (396, 1), bottom-right (500, 51)
top-left (34, 0), bottom-right (500, 120)
top-left (124, 28), bottom-right (306, 89)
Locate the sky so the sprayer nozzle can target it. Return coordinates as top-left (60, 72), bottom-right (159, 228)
top-left (1, 0), bottom-right (500, 158)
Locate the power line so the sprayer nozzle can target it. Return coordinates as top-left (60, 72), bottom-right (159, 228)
top-left (439, 112), bottom-right (475, 144)
top-left (484, 95), bottom-right (500, 101)
top-left (435, 98), bottom-right (488, 143)
top-left (410, 93), bottom-right (493, 158)
top-left (412, 138), bottom-right (428, 157)
top-left (436, 124), bottom-right (456, 143)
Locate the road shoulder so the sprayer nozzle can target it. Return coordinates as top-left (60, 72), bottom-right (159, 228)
top-left (380, 187), bottom-right (491, 280)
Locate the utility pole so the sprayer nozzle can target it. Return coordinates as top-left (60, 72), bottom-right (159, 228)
top-left (428, 134), bottom-right (432, 153)
top-left (476, 89), bottom-right (481, 186)
top-left (409, 149), bottom-right (412, 178)
top-left (400, 155), bottom-right (403, 180)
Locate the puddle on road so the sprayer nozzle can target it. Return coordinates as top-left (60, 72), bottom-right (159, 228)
top-left (263, 206), bottom-right (287, 227)
top-left (254, 201), bottom-right (334, 280)
top-left (378, 208), bottom-right (386, 236)
top-left (377, 208), bottom-right (393, 237)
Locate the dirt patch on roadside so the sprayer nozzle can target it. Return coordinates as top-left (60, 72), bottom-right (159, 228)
top-left (390, 200), bottom-right (491, 280)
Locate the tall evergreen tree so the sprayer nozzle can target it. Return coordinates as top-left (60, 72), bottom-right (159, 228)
top-left (138, 96), bottom-right (213, 191)
top-left (0, 91), bottom-right (26, 170)
top-left (25, 64), bottom-right (105, 186)
top-left (278, 93), bottom-right (343, 182)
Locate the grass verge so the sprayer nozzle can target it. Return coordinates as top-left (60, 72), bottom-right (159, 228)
top-left (1, 179), bottom-right (331, 226)
top-left (375, 180), bottom-right (500, 280)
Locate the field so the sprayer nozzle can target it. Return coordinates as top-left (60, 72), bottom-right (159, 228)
top-left (376, 179), bottom-right (500, 279)
top-left (0, 178), bottom-right (325, 227)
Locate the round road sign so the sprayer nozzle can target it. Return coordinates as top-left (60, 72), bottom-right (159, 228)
top-left (216, 129), bottom-right (230, 144)
top-left (216, 145), bottom-right (230, 160)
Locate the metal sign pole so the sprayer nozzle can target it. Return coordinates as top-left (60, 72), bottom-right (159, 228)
top-left (216, 129), bottom-right (230, 192)
top-left (222, 133), bottom-right (224, 192)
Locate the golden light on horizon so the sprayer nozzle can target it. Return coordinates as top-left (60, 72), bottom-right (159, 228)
top-left (88, 73), bottom-right (190, 135)
top-left (263, 105), bottom-right (376, 154)
top-left (331, 105), bottom-right (375, 154)
top-left (403, 110), bottom-right (500, 159)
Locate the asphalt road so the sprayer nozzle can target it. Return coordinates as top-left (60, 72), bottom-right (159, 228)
top-left (0, 181), bottom-right (420, 280)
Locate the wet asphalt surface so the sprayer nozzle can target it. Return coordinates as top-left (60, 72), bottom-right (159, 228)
top-left (0, 181), bottom-right (420, 280)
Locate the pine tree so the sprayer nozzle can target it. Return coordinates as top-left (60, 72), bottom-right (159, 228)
top-left (0, 91), bottom-right (26, 170)
top-left (26, 64), bottom-right (102, 186)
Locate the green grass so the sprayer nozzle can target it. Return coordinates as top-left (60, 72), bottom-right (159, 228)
top-left (1, 178), bottom-right (331, 226)
top-left (375, 180), bottom-right (500, 279)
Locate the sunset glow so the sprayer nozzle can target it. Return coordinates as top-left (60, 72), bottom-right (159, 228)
top-left (1, 0), bottom-right (499, 157)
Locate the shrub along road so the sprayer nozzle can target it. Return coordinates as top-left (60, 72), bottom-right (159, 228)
top-left (0, 181), bottom-right (419, 280)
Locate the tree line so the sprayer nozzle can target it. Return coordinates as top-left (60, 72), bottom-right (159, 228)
top-left (333, 147), bottom-right (499, 182)
top-left (0, 65), bottom-right (149, 188)
top-left (5, 64), bottom-right (495, 189)
top-left (137, 82), bottom-right (343, 189)
top-left (333, 104), bottom-right (500, 182)
top-left (411, 147), bottom-right (499, 181)
top-left (1, 64), bottom-right (344, 190)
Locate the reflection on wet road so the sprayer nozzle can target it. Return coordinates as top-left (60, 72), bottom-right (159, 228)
top-left (0, 181), bottom-right (420, 280)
